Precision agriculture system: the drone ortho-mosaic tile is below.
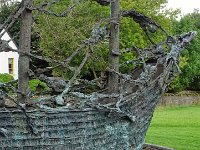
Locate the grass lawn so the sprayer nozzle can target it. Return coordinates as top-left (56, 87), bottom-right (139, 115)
top-left (145, 105), bottom-right (200, 150)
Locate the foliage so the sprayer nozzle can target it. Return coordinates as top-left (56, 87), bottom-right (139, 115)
top-left (146, 106), bottom-right (200, 150)
top-left (33, 0), bottom-right (109, 78)
top-left (0, 73), bottom-right (15, 93)
top-left (119, 0), bottom-right (179, 72)
top-left (2, 0), bottom-right (184, 86)
top-left (0, 2), bottom-right (45, 71)
top-left (28, 79), bottom-right (50, 92)
top-left (0, 2), bottom-right (20, 44)
top-left (0, 74), bottom-right (50, 94)
top-left (1, 0), bottom-right (180, 79)
top-left (168, 76), bottom-right (183, 92)
top-left (170, 10), bottom-right (200, 92)
top-left (34, 0), bottom-right (179, 77)
top-left (0, 73), bottom-right (14, 83)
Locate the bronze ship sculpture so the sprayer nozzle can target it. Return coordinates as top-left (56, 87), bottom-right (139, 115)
top-left (0, 0), bottom-right (197, 149)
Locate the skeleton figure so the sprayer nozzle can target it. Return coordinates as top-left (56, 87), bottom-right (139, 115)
top-left (0, 90), bottom-right (6, 106)
top-left (166, 31), bottom-right (197, 73)
top-left (138, 64), bottom-right (157, 85)
top-left (0, 128), bottom-right (8, 137)
top-left (39, 74), bottom-right (66, 93)
top-left (85, 25), bottom-right (109, 45)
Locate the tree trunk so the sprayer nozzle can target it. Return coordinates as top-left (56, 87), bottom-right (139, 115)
top-left (108, 0), bottom-right (120, 93)
top-left (18, 0), bottom-right (32, 103)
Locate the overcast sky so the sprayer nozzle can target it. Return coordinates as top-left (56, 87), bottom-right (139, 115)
top-left (166, 0), bottom-right (200, 15)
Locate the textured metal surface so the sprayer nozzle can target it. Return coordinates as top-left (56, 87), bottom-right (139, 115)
top-left (0, 83), bottom-right (162, 150)
top-left (0, 31), bottom-right (196, 149)
top-left (0, 108), bottom-right (142, 150)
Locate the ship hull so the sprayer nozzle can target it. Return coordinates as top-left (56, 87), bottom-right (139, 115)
top-left (0, 86), bottom-right (162, 150)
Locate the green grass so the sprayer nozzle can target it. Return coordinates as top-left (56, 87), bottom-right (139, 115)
top-left (145, 106), bottom-right (200, 150)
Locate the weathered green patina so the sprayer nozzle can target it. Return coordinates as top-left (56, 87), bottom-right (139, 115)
top-left (0, 0), bottom-right (197, 149)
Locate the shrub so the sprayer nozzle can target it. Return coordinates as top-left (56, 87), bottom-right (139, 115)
top-left (168, 76), bottom-right (184, 93)
top-left (0, 73), bottom-right (14, 83)
top-left (29, 79), bottom-right (50, 92)
top-left (0, 73), bottom-right (15, 93)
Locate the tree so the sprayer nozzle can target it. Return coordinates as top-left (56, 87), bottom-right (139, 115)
top-left (0, 1), bottom-right (197, 149)
top-left (34, 0), bottom-right (179, 79)
top-left (0, 1), bottom-right (20, 44)
top-left (0, 1), bottom-right (50, 75)
top-left (170, 10), bottom-right (200, 91)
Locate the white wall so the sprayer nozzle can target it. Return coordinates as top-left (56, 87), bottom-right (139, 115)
top-left (0, 29), bottom-right (19, 79)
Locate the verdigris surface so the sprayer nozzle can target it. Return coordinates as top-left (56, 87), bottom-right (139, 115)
top-left (0, 0), bottom-right (197, 149)
top-left (0, 31), bottom-right (196, 150)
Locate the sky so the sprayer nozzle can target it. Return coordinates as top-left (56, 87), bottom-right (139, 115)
top-left (166, 0), bottom-right (200, 15)
top-left (0, 29), bottom-right (17, 50)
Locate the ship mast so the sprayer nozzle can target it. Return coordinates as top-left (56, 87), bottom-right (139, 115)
top-left (18, 0), bottom-right (32, 103)
top-left (108, 0), bottom-right (120, 93)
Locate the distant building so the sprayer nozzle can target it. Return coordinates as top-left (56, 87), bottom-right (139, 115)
top-left (0, 28), bottom-right (19, 79)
